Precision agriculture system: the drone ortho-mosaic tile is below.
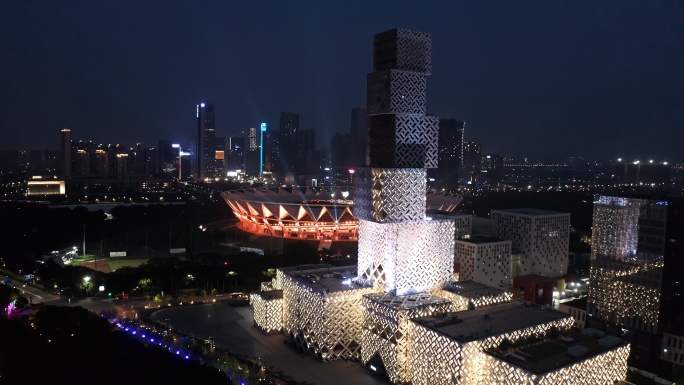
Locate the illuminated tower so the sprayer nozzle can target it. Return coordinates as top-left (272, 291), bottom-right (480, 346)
top-left (354, 28), bottom-right (454, 295)
top-left (61, 128), bottom-right (71, 176)
top-left (196, 102), bottom-right (215, 180)
top-left (260, 123), bottom-right (267, 175)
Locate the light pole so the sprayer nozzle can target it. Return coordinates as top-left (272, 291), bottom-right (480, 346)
top-left (83, 276), bottom-right (91, 296)
top-left (82, 224), bottom-right (86, 258)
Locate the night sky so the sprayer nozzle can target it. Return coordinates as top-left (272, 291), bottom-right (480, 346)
top-left (1, 1), bottom-right (682, 161)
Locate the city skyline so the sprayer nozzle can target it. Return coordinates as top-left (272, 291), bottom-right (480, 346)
top-left (1, 1), bottom-right (682, 162)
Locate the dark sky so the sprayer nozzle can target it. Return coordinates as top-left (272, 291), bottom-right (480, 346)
top-left (1, 1), bottom-right (682, 162)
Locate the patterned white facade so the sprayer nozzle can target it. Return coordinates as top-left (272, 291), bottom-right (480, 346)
top-left (248, 29), bottom-right (629, 385)
top-left (406, 303), bottom-right (587, 385)
top-left (353, 168), bottom-right (427, 223)
top-left (251, 290), bottom-right (283, 334)
top-left (361, 293), bottom-right (451, 383)
top-left (484, 343), bottom-right (630, 385)
top-left (278, 267), bottom-right (377, 361)
top-left (433, 281), bottom-right (512, 312)
top-left (455, 237), bottom-right (512, 287)
top-left (491, 208), bottom-right (570, 277)
top-left (357, 218), bottom-right (455, 295)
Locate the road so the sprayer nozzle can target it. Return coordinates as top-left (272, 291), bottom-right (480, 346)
top-left (151, 303), bottom-right (389, 385)
top-left (1, 273), bottom-right (60, 303)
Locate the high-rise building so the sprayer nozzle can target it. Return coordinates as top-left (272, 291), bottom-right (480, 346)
top-left (214, 137), bottom-right (226, 179)
top-left (331, 132), bottom-right (354, 170)
top-left (436, 118), bottom-right (464, 192)
top-left (300, 128), bottom-right (316, 175)
top-left (61, 128), bottom-right (71, 176)
top-left (480, 153), bottom-right (504, 185)
top-left (158, 140), bottom-right (176, 177)
top-left (196, 102), bottom-right (215, 181)
top-left (588, 195), bottom-right (684, 367)
top-left (351, 107), bottom-right (367, 166)
top-left (228, 136), bottom-right (245, 171)
top-left (93, 149), bottom-right (108, 175)
top-left (491, 208), bottom-right (570, 278)
top-left (358, 27), bottom-right (446, 295)
top-left (278, 112), bottom-right (300, 174)
top-left (461, 141), bottom-right (481, 183)
top-left (455, 236), bottom-right (512, 287)
top-left (115, 153), bottom-right (128, 176)
top-left (246, 127), bottom-right (260, 176)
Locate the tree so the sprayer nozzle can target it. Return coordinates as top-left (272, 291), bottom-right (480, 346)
top-left (189, 292), bottom-right (196, 303)
top-left (154, 294), bottom-right (162, 303)
top-left (200, 290), bottom-right (207, 301)
top-left (211, 288), bottom-right (218, 295)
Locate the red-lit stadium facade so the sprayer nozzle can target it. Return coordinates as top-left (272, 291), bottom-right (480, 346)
top-left (221, 186), bottom-right (463, 241)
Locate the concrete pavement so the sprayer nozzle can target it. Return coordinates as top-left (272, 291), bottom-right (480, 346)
top-left (151, 303), bottom-right (389, 385)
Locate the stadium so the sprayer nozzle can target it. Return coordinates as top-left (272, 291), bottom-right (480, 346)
top-left (221, 186), bottom-right (463, 241)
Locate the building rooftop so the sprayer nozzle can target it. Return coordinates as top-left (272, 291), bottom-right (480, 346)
top-left (458, 235), bottom-right (507, 245)
top-left (442, 280), bottom-right (509, 300)
top-left (560, 297), bottom-right (588, 311)
top-left (253, 290), bottom-right (283, 300)
top-left (492, 208), bottom-right (568, 216)
top-left (412, 301), bottom-right (571, 343)
top-left (279, 264), bottom-right (365, 293)
top-left (515, 274), bottom-right (555, 284)
top-left (364, 292), bottom-right (450, 310)
top-left (486, 329), bottom-right (628, 375)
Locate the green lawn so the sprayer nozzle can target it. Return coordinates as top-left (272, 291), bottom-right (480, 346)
top-left (107, 259), bottom-right (150, 270)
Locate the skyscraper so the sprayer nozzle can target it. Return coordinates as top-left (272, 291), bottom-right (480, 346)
top-left (278, 112), bottom-right (300, 173)
top-left (356, 28), bottom-right (450, 295)
top-left (196, 102), bottom-right (215, 181)
top-left (246, 127), bottom-right (260, 176)
top-left (351, 107), bottom-right (367, 166)
top-left (461, 141), bottom-right (481, 183)
top-left (214, 137), bottom-right (226, 178)
top-left (330, 132), bottom-right (353, 169)
top-left (436, 118), bottom-right (464, 192)
top-left (480, 153), bottom-right (504, 185)
top-left (588, 195), bottom-right (684, 366)
top-left (61, 128), bottom-right (71, 176)
top-left (158, 140), bottom-right (176, 177)
top-left (229, 136), bottom-right (245, 171)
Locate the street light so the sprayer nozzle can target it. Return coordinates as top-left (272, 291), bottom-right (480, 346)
top-left (83, 276), bottom-right (91, 296)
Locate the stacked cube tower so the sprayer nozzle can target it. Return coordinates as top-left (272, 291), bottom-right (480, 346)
top-left (250, 29), bottom-right (630, 385)
top-left (355, 29), bottom-right (456, 296)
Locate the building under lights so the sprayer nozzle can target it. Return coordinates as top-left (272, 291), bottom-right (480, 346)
top-left (588, 194), bottom-right (684, 368)
top-left (221, 186), bottom-right (462, 241)
top-left (491, 208), bottom-right (570, 278)
top-left (251, 28), bottom-right (630, 385)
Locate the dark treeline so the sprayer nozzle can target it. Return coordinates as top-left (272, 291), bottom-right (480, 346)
top-left (0, 199), bottom-right (231, 273)
top-left (36, 241), bottom-right (353, 299)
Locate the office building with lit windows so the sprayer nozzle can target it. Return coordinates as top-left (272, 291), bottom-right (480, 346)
top-left (455, 236), bottom-right (512, 287)
top-left (250, 28), bottom-right (629, 385)
top-left (491, 208), bottom-right (570, 278)
top-left (588, 194), bottom-right (684, 367)
top-left (196, 102), bottom-right (215, 181)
